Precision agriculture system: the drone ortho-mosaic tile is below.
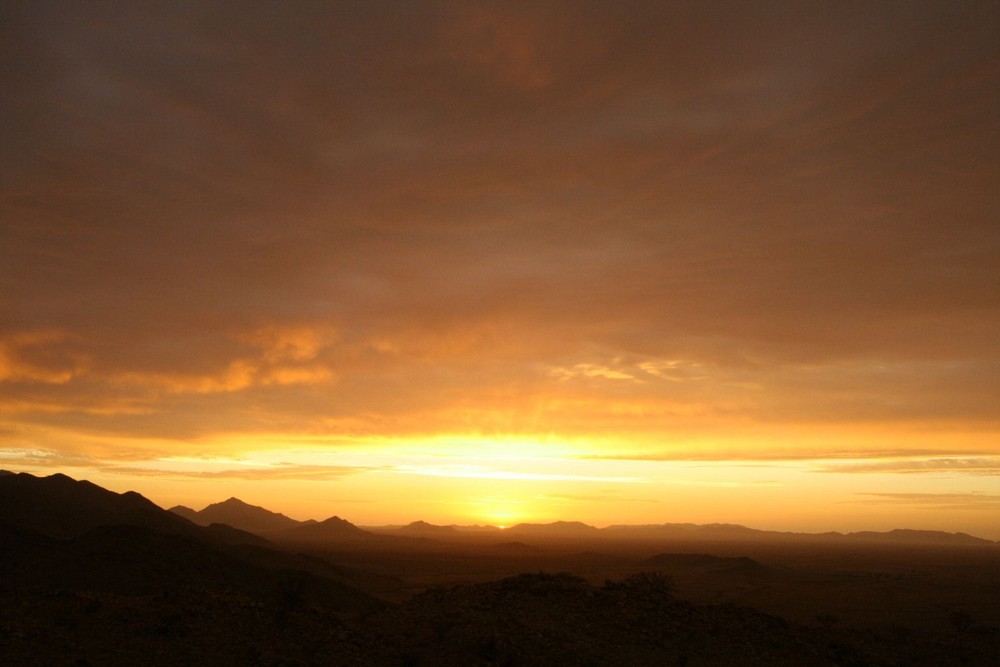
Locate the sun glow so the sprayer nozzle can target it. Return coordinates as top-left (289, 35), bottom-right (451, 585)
top-left (465, 494), bottom-right (535, 527)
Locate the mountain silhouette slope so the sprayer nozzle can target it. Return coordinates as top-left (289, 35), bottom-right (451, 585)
top-left (0, 470), bottom-right (201, 539)
top-left (0, 471), bottom-right (388, 612)
top-left (506, 520), bottom-right (598, 536)
top-left (842, 528), bottom-right (994, 546)
top-left (168, 496), bottom-right (302, 533)
top-left (602, 522), bottom-right (997, 546)
top-left (278, 515), bottom-right (371, 542)
top-left (394, 520), bottom-right (460, 537)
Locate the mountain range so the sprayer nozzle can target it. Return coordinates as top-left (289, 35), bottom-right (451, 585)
top-left (4, 470), bottom-right (991, 549)
top-left (0, 470), bottom-right (388, 611)
top-left (162, 488), bottom-right (998, 547)
top-left (3, 470), bottom-right (998, 665)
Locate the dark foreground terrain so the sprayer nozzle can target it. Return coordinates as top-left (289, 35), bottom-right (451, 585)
top-left (2, 471), bottom-right (999, 665)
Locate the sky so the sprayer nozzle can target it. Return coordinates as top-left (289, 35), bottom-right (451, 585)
top-left (2, 1), bottom-right (999, 536)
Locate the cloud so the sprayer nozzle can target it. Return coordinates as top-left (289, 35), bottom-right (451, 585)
top-left (550, 363), bottom-right (637, 382)
top-left (0, 1), bottom-right (997, 452)
top-left (582, 450), bottom-right (999, 464)
top-left (853, 492), bottom-right (1000, 511)
top-left (104, 463), bottom-right (372, 482)
top-left (819, 457), bottom-right (1000, 475)
top-left (0, 446), bottom-right (374, 481)
top-left (0, 330), bottom-right (90, 384)
top-left (535, 492), bottom-right (661, 505)
top-left (0, 447), bottom-right (99, 469)
top-left (392, 464), bottom-right (646, 484)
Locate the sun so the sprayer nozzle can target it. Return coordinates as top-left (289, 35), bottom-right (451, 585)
top-left (468, 495), bottom-right (529, 527)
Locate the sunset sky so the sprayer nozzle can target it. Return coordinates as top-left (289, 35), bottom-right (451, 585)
top-left (2, 1), bottom-right (998, 536)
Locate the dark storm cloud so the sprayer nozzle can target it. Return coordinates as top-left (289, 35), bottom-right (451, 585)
top-left (2, 1), bottom-right (998, 448)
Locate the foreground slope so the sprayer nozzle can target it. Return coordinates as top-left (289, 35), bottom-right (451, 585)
top-left (358, 571), bottom-right (993, 666)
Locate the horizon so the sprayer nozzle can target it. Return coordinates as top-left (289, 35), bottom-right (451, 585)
top-left (2, 3), bottom-right (998, 541)
top-left (6, 467), bottom-right (999, 542)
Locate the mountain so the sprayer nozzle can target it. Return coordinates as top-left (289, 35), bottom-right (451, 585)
top-left (506, 520), bottom-right (598, 537)
top-left (451, 524), bottom-right (503, 532)
top-left (167, 504), bottom-right (200, 522)
top-left (202, 521), bottom-right (275, 547)
top-left (169, 497), bottom-right (302, 534)
top-left (601, 523), bottom-right (999, 546)
top-left (0, 471), bottom-right (386, 613)
top-left (0, 470), bottom-right (202, 540)
top-left (842, 528), bottom-right (995, 546)
top-left (278, 515), bottom-right (371, 542)
top-left (393, 520), bottom-right (460, 537)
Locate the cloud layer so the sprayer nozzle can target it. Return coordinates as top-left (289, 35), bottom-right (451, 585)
top-left (1, 2), bottom-right (998, 465)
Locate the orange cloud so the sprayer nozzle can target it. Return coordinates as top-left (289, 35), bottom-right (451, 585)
top-left (0, 330), bottom-right (89, 384)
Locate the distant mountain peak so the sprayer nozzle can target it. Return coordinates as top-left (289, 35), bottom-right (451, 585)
top-left (393, 520), bottom-right (459, 536)
top-left (205, 497), bottom-right (258, 510)
top-left (276, 514), bottom-right (370, 542)
top-left (844, 528), bottom-right (993, 545)
top-left (167, 496), bottom-right (303, 534)
top-left (316, 516), bottom-right (364, 531)
top-left (507, 520), bottom-right (597, 534)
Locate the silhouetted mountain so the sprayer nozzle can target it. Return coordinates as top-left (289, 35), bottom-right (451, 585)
top-left (0, 471), bottom-right (391, 604)
top-left (166, 504), bottom-right (199, 522)
top-left (169, 496), bottom-right (302, 534)
top-left (602, 522), bottom-right (999, 546)
top-left (279, 515), bottom-right (370, 542)
top-left (604, 522), bottom-right (768, 541)
top-left (3, 523), bottom-right (379, 608)
top-left (4, 470), bottom-right (999, 665)
top-left (392, 520), bottom-right (459, 537)
top-left (506, 520), bottom-right (597, 536)
top-left (842, 529), bottom-right (994, 546)
top-left (0, 470), bottom-right (201, 540)
top-left (452, 524), bottom-right (503, 532)
top-left (202, 521), bottom-right (275, 547)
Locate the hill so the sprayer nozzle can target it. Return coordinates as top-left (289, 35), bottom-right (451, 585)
top-left (278, 515), bottom-right (371, 542)
top-left (506, 520), bottom-right (598, 537)
top-left (360, 571), bottom-right (868, 665)
top-left (391, 520), bottom-right (461, 537)
top-left (0, 471), bottom-right (387, 612)
top-left (0, 470), bottom-right (202, 540)
top-left (842, 528), bottom-right (995, 547)
top-left (169, 497), bottom-right (302, 534)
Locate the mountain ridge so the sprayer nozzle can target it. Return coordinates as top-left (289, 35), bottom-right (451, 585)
top-left (4, 471), bottom-right (997, 545)
top-left (168, 496), bottom-right (302, 533)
